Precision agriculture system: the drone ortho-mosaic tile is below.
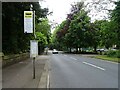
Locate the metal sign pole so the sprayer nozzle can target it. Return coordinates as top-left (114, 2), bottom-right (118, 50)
top-left (33, 10), bottom-right (36, 79)
top-left (30, 40), bottom-right (38, 79)
top-left (24, 4), bottom-right (37, 79)
top-left (33, 57), bottom-right (35, 79)
top-left (34, 11), bottom-right (36, 39)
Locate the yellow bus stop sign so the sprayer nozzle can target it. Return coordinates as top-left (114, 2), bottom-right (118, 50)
top-left (24, 11), bottom-right (33, 33)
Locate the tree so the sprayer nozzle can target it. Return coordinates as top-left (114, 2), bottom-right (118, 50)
top-left (36, 18), bottom-right (51, 44)
top-left (66, 9), bottom-right (91, 52)
top-left (2, 2), bottom-right (49, 54)
top-left (99, 20), bottom-right (116, 49)
top-left (87, 20), bottom-right (103, 52)
top-left (111, 1), bottom-right (120, 49)
top-left (52, 2), bottom-right (92, 52)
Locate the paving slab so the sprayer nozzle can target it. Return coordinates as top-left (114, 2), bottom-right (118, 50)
top-left (2, 54), bottom-right (49, 89)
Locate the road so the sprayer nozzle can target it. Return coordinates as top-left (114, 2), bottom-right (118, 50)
top-left (49, 52), bottom-right (118, 88)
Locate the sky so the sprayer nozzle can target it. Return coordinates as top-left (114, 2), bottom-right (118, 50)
top-left (40, 0), bottom-right (81, 24)
top-left (39, 0), bottom-right (117, 33)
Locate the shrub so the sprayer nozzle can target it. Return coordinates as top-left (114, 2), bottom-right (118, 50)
top-left (116, 50), bottom-right (120, 58)
top-left (107, 50), bottom-right (117, 57)
top-left (103, 51), bottom-right (108, 55)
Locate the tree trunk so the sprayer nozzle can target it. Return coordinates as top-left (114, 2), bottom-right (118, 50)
top-left (94, 46), bottom-right (97, 53)
top-left (78, 47), bottom-right (81, 53)
top-left (70, 48), bottom-right (71, 53)
top-left (76, 47), bottom-right (78, 53)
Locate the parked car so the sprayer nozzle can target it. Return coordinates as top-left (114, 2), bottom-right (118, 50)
top-left (97, 48), bottom-right (105, 51)
top-left (52, 49), bottom-right (58, 54)
top-left (111, 48), bottom-right (117, 51)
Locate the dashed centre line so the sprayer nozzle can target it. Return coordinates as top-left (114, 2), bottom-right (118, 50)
top-left (64, 55), bottom-right (67, 56)
top-left (83, 62), bottom-right (106, 71)
top-left (70, 57), bottom-right (77, 60)
top-left (63, 55), bottom-right (106, 71)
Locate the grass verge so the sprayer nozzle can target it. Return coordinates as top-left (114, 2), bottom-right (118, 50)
top-left (92, 55), bottom-right (120, 63)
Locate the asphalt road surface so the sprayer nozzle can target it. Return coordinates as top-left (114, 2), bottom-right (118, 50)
top-left (49, 53), bottom-right (118, 88)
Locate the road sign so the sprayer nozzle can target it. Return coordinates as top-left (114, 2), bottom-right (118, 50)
top-left (24, 11), bottom-right (33, 33)
top-left (30, 40), bottom-right (38, 58)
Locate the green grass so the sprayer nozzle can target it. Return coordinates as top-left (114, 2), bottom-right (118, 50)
top-left (93, 55), bottom-right (120, 63)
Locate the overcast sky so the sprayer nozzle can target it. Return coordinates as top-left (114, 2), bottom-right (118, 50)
top-left (40, 0), bottom-right (117, 32)
top-left (40, 0), bottom-right (81, 23)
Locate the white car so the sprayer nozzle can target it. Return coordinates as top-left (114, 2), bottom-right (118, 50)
top-left (97, 48), bottom-right (105, 51)
top-left (52, 49), bottom-right (58, 54)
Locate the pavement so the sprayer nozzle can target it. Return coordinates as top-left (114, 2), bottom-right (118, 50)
top-left (37, 55), bottom-right (49, 88)
top-left (2, 53), bottom-right (50, 89)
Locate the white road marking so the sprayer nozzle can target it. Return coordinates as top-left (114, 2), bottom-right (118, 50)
top-left (83, 62), bottom-right (106, 71)
top-left (19, 62), bottom-right (23, 63)
top-left (70, 57), bottom-right (77, 60)
top-left (47, 74), bottom-right (50, 88)
top-left (64, 55), bottom-right (67, 56)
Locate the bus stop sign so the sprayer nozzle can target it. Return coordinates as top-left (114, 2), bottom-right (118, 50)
top-left (24, 11), bottom-right (33, 33)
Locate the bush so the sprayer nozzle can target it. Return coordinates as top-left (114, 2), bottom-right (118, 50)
top-left (107, 50), bottom-right (117, 57)
top-left (116, 50), bottom-right (120, 58)
top-left (103, 51), bottom-right (108, 55)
